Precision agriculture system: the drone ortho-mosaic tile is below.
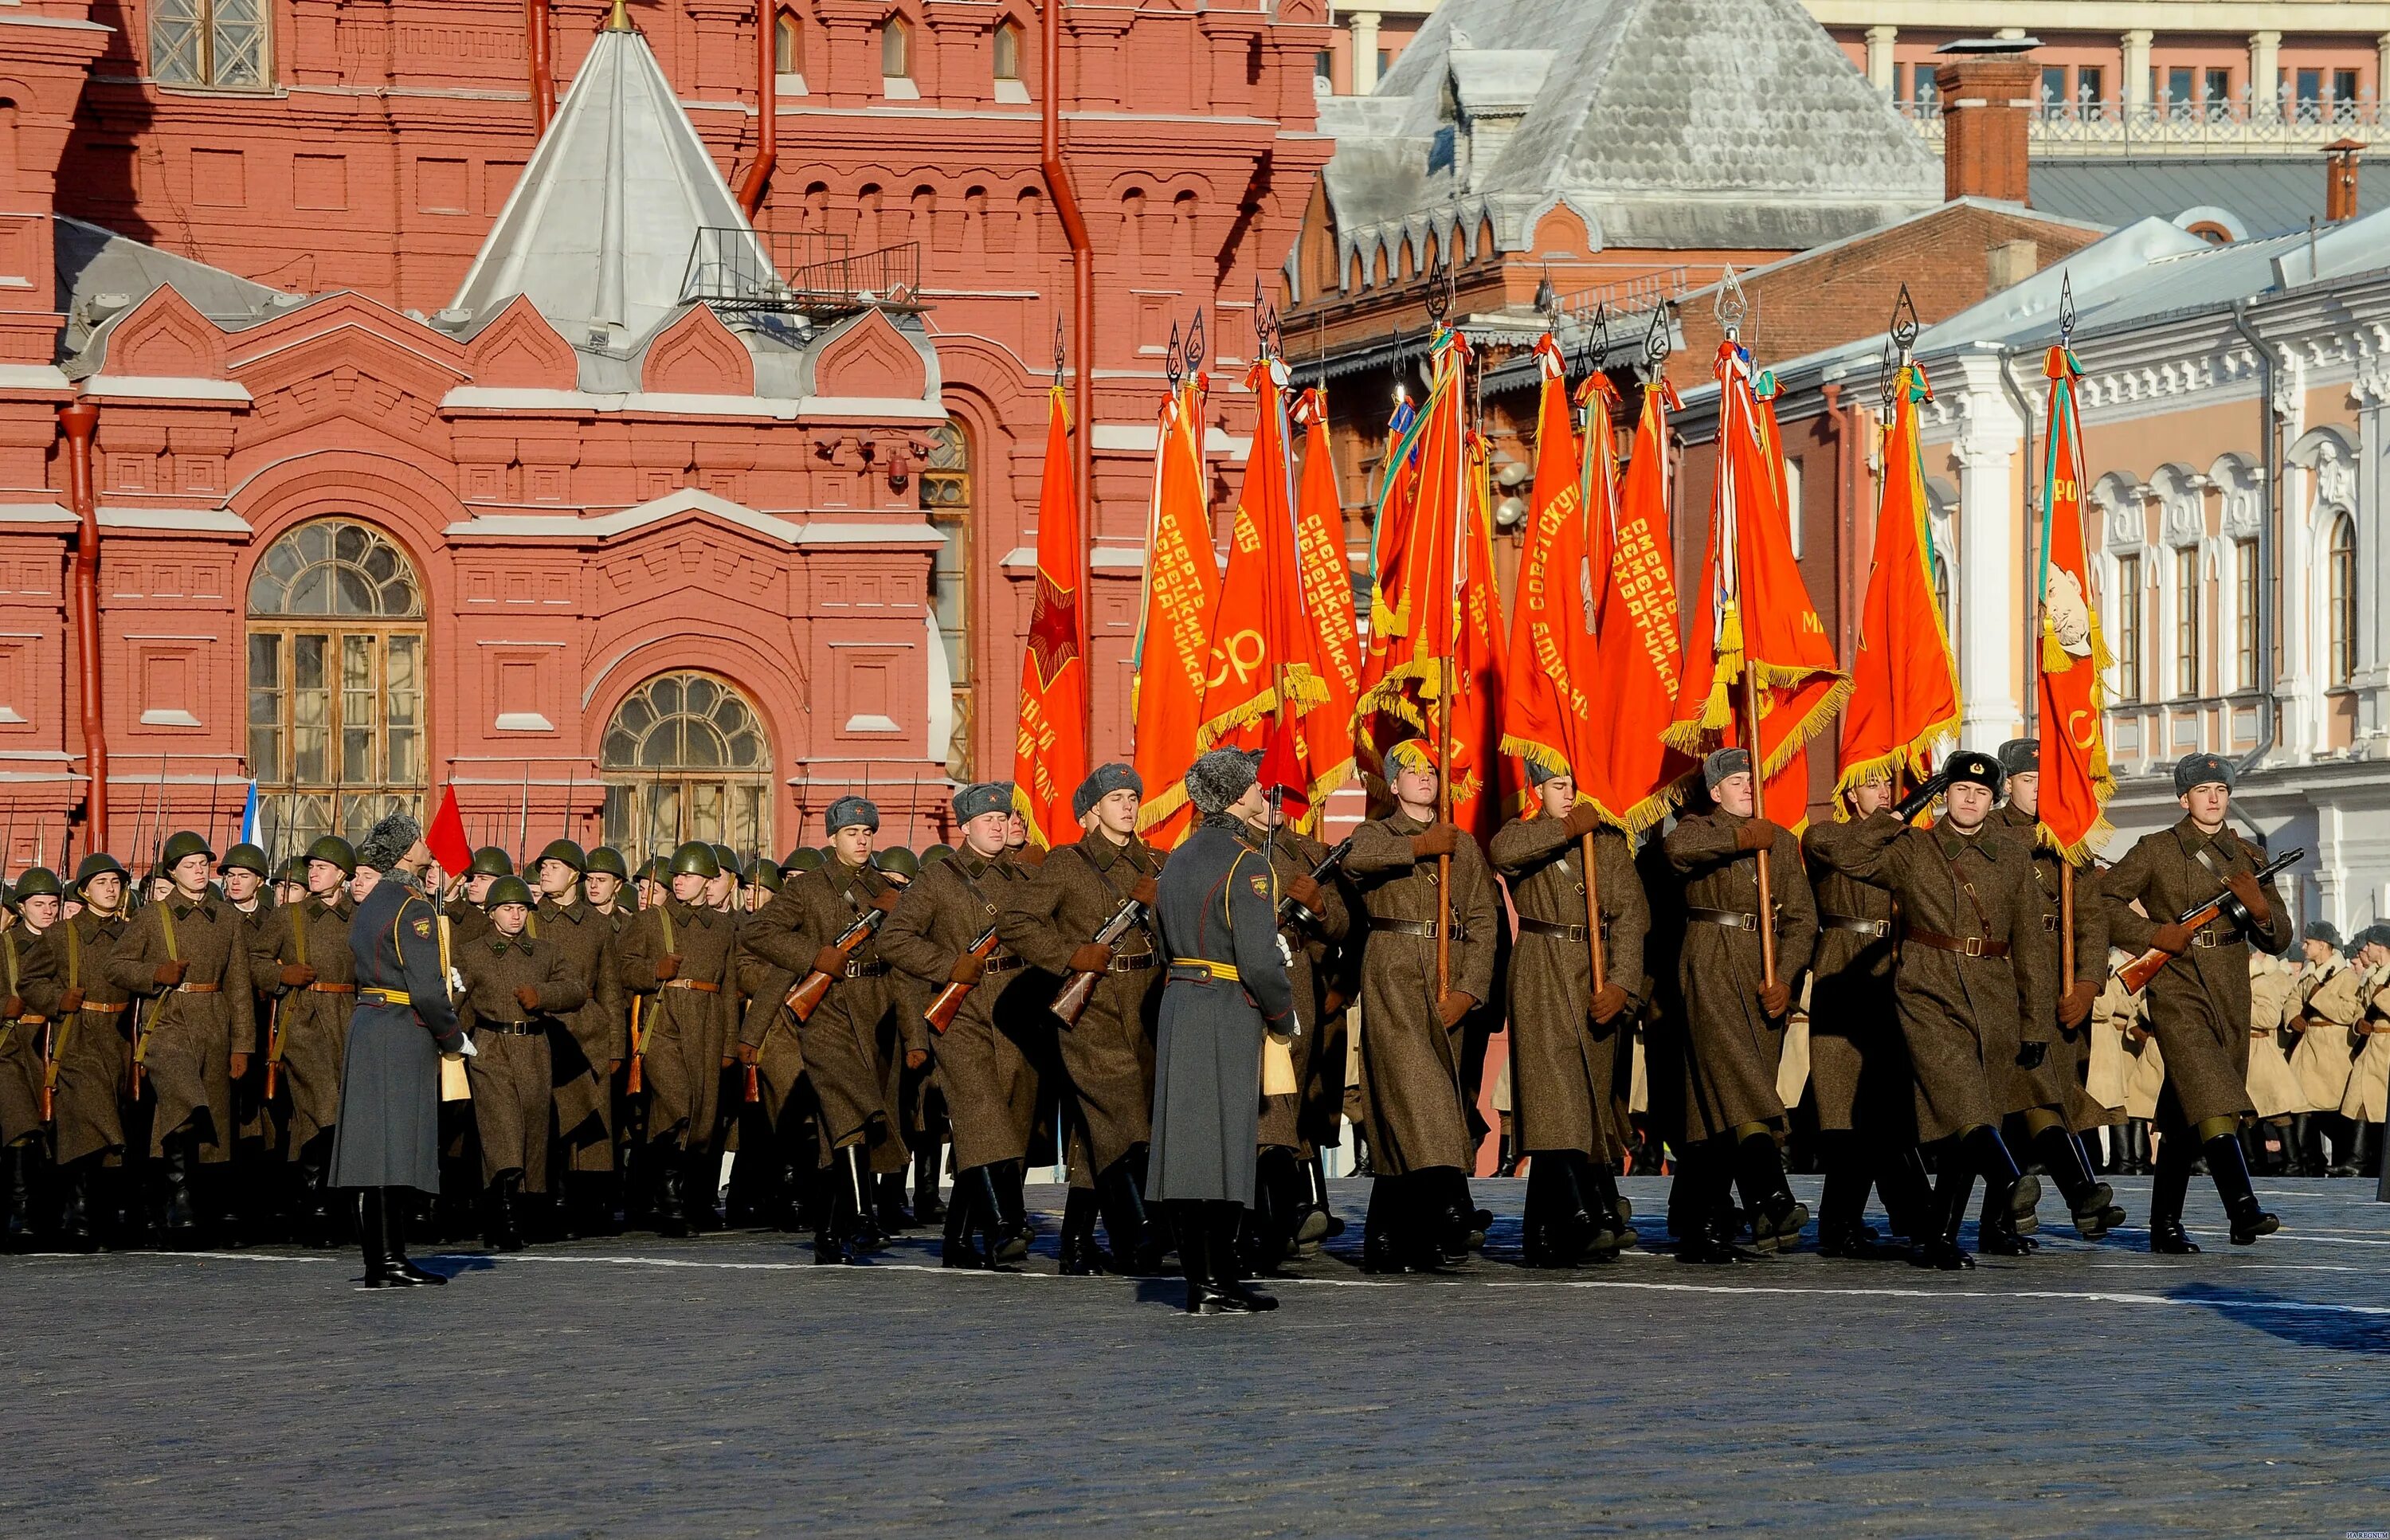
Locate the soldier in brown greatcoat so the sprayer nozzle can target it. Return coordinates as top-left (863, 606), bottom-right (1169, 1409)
top-left (1660, 748), bottom-right (1818, 1263)
top-left (616, 841), bottom-right (739, 1237)
top-left (527, 839), bottom-right (626, 1236)
top-left (1490, 761), bottom-right (1647, 1268)
top-left (26, 856), bottom-right (134, 1248)
top-left (2, 871), bottom-right (63, 1248)
top-left (880, 782), bottom-right (1040, 1270)
top-left (104, 830), bottom-right (257, 1246)
top-left (1989, 739), bottom-right (2123, 1244)
top-left (2340, 927), bottom-right (2390, 1181)
top-left (742, 796), bottom-right (914, 1264)
top-left (1249, 795), bottom-right (1349, 1271)
top-left (2101, 752), bottom-right (2293, 1251)
top-left (248, 835), bottom-right (362, 1244)
top-left (1342, 737), bottom-right (1500, 1272)
top-left (456, 876), bottom-right (586, 1251)
top-left (996, 763), bottom-right (1170, 1275)
top-left (444, 847), bottom-right (511, 946)
top-left (1807, 751), bottom-right (2059, 1268)
top-left (734, 848), bottom-right (820, 1235)
top-left (2286, 921), bottom-right (2365, 1174)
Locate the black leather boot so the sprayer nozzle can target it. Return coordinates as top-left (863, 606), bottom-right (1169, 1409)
top-left (682, 1149), bottom-right (723, 1234)
top-left (357, 1189), bottom-right (402, 1286)
top-left (2121, 1119), bottom-right (2153, 1176)
top-left (1521, 1154), bottom-right (1587, 1268)
top-left (1307, 1153), bottom-right (1344, 1238)
top-left (1209, 1200), bottom-right (1276, 1311)
top-left (2148, 1137), bottom-right (2199, 1253)
top-left (159, 1133), bottom-right (201, 1249)
top-left (911, 1143), bottom-right (946, 1225)
top-left (1583, 1157), bottom-right (1631, 1257)
top-left (2034, 1123), bottom-right (2124, 1238)
top-left (1815, 1133), bottom-right (1883, 1256)
top-left (1057, 1185), bottom-right (1105, 1275)
top-left (651, 1142), bottom-right (690, 1237)
top-left (938, 1166), bottom-right (987, 1269)
top-left (57, 1156), bottom-right (98, 1253)
top-left (1095, 1147), bottom-right (1166, 1273)
top-left (1360, 1174), bottom-right (1413, 1273)
top-left (2204, 1131), bottom-right (2280, 1244)
top-left (1912, 1161), bottom-right (1977, 1271)
top-left (382, 1189), bottom-right (445, 1284)
top-left (1246, 1147), bottom-right (1302, 1275)
top-left (987, 1159), bottom-right (1030, 1264)
top-left (484, 1171), bottom-right (527, 1253)
top-left (2288, 1114), bottom-right (2320, 1178)
top-left (1734, 1131), bottom-right (1807, 1253)
top-left (813, 1154), bottom-right (856, 1265)
top-left (876, 1170), bottom-right (915, 1231)
top-left (1675, 1146), bottom-right (1749, 1265)
top-left (1874, 1144), bottom-right (1934, 1244)
top-left (1965, 1124), bottom-right (2041, 1238)
top-left (1172, 1201), bottom-right (1222, 1311)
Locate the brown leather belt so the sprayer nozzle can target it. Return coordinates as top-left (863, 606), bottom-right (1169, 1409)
top-left (2188, 931), bottom-right (2230, 949)
top-left (1906, 928), bottom-right (2010, 959)
top-left (76, 1000), bottom-right (131, 1015)
top-left (1108, 953), bottom-right (1158, 973)
top-left (175, 982), bottom-right (221, 994)
top-left (1820, 913), bottom-right (1890, 939)
top-left (308, 982), bottom-right (358, 994)
top-left (1687, 907), bottom-right (1763, 931)
top-left (842, 960), bottom-right (891, 979)
top-left (662, 979), bottom-right (720, 993)
top-left (2040, 914), bottom-right (2060, 932)
top-left (472, 1020), bottom-right (541, 1036)
top-left (1518, 915), bottom-right (1607, 942)
top-left (1370, 918), bottom-right (1468, 942)
top-left (982, 954), bottom-right (1028, 976)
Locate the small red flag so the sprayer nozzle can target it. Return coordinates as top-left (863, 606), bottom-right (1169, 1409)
top-left (425, 785), bottom-right (472, 877)
top-left (1012, 384), bottom-right (1089, 848)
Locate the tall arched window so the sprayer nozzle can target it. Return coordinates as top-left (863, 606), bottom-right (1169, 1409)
top-left (881, 16), bottom-right (911, 78)
top-left (774, 7), bottom-right (802, 75)
top-left (246, 519), bottom-right (426, 848)
top-left (921, 418), bottom-right (975, 780)
top-left (2329, 512), bottom-right (2358, 685)
top-left (599, 672), bottom-right (774, 859)
top-left (993, 21), bottom-right (1022, 82)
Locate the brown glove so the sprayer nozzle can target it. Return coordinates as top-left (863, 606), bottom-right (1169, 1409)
top-left (946, 954), bottom-right (986, 986)
top-left (737, 1043), bottom-right (759, 1067)
top-left (58, 987), bottom-right (84, 1015)
top-left (2226, 871), bottom-right (2270, 925)
top-left (228, 1052), bottom-right (249, 1080)
top-left (0, 995), bottom-right (18, 1021)
top-left (1561, 801), bottom-right (1603, 841)
top-left (1320, 989), bottom-right (1350, 1017)
top-left (1068, 942), bottom-right (1115, 975)
top-left (1130, 875), bottom-right (1159, 906)
top-left (652, 953), bottom-right (680, 981)
top-left (1284, 874), bottom-right (1324, 912)
top-left (1411, 822), bottom-right (1459, 860)
top-left (1757, 980), bottom-right (1792, 1018)
top-left (905, 1047), bottom-right (930, 1070)
top-left (2058, 981), bottom-right (2098, 1029)
top-left (513, 985), bottom-right (543, 1013)
top-left (871, 889), bottom-right (902, 913)
top-left (1589, 982), bottom-right (1629, 1025)
top-left (2149, 921), bottom-right (2192, 956)
top-left (153, 959), bottom-right (188, 988)
top-left (1735, 817), bottom-right (1781, 853)
top-left (1436, 989), bottom-right (1475, 1029)
top-left (280, 962), bottom-right (317, 989)
top-left (810, 946), bottom-right (847, 977)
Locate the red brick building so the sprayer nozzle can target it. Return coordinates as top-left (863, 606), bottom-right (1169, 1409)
top-left (0, 0), bottom-right (1332, 866)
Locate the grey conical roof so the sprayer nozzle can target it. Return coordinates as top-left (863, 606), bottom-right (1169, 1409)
top-left (449, 24), bottom-right (767, 343)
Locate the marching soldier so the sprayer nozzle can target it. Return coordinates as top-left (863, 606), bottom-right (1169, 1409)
top-left (218, 841), bottom-right (276, 1232)
top-left (447, 847), bottom-right (511, 945)
top-left (1342, 738), bottom-right (1500, 1272)
top-left (2, 870), bottom-right (64, 1248)
top-left (616, 841), bottom-right (739, 1237)
top-left (249, 835), bottom-right (362, 1244)
top-left (2245, 948), bottom-right (2303, 1173)
top-left (996, 763), bottom-right (1169, 1275)
top-left (528, 839), bottom-right (626, 1235)
top-left (1991, 739), bottom-right (2123, 1242)
top-left (1805, 750), bottom-right (2053, 1269)
top-left (1249, 791), bottom-right (1350, 1270)
top-left (456, 874), bottom-right (587, 1251)
top-left (2100, 752), bottom-right (2293, 1249)
top-left (878, 783), bottom-right (1040, 1270)
top-left (731, 845), bottom-right (821, 1236)
top-left (1149, 747), bottom-right (1299, 1314)
top-left (33, 855), bottom-right (134, 1248)
top-left (2286, 920), bottom-right (2365, 1174)
top-left (104, 830), bottom-right (257, 1245)
top-left (1489, 762), bottom-right (1648, 1267)
top-left (1661, 748), bottom-right (1820, 1262)
top-left (742, 797), bottom-right (912, 1264)
top-left (2340, 926), bottom-right (2390, 1179)
top-left (275, 856), bottom-right (308, 910)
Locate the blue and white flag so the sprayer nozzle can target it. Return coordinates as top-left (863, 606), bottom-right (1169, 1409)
top-left (237, 782), bottom-right (259, 848)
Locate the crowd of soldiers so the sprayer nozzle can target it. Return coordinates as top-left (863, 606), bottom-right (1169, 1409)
top-left (1, 732), bottom-right (2384, 1303)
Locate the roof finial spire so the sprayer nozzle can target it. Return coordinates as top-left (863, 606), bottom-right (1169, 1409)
top-left (606, 0), bottom-right (633, 33)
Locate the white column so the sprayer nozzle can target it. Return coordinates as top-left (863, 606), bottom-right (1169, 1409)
top-left (2122, 29), bottom-right (2154, 110)
top-left (2358, 376), bottom-right (2390, 745)
top-left (1866, 25), bottom-right (1896, 93)
top-left (2250, 30), bottom-right (2282, 120)
top-left (1350, 11), bottom-right (1381, 95)
top-left (1953, 359), bottom-right (2027, 748)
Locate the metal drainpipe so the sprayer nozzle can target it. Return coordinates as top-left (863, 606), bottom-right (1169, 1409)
top-left (1040, 0), bottom-right (1095, 671)
top-left (527, 0), bottom-right (554, 135)
top-left (1997, 346), bottom-right (2040, 738)
top-left (60, 401), bottom-right (107, 851)
top-left (2229, 299), bottom-right (2281, 778)
top-left (735, 0), bottom-right (777, 218)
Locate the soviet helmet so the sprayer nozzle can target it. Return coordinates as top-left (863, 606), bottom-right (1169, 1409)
top-left (780, 846), bottom-right (825, 876)
top-left (750, 860), bottom-right (783, 893)
top-left (708, 843), bottom-right (740, 877)
top-left (586, 845), bottom-right (630, 881)
top-left (72, 852), bottom-right (130, 892)
top-left (535, 839), bottom-right (587, 873)
top-left (919, 843), bottom-right (955, 868)
top-left (304, 836), bottom-right (358, 875)
top-left (872, 846), bottom-right (922, 881)
top-left (668, 841), bottom-right (721, 879)
top-left (483, 875), bottom-right (535, 910)
top-left (6, 867), bottom-right (62, 906)
top-left (160, 830), bottom-right (214, 868)
top-left (467, 846), bottom-right (515, 880)
top-left (218, 843), bottom-right (270, 877)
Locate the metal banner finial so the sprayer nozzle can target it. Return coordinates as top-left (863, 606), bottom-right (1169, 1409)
top-left (2057, 270), bottom-right (2077, 342)
top-left (1052, 313), bottom-right (1066, 388)
top-left (1640, 302), bottom-right (1673, 378)
top-left (1423, 255), bottom-right (1451, 323)
top-left (1165, 319), bottom-right (1184, 388)
top-left (1187, 308), bottom-right (1205, 372)
top-left (1713, 265), bottom-right (1747, 340)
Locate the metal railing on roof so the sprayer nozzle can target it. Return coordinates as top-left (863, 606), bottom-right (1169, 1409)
top-left (1895, 90), bottom-right (2384, 157)
top-left (680, 228), bottom-right (923, 315)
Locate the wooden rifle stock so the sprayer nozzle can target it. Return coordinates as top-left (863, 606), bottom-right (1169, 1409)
top-left (263, 997), bottom-right (284, 1099)
top-left (2114, 847), bottom-right (2303, 996)
top-left (625, 993), bottom-right (645, 1094)
top-left (1275, 835), bottom-right (1355, 927)
top-left (1050, 898), bottom-right (1145, 1027)
top-left (785, 909), bottom-right (887, 1022)
top-left (923, 924), bottom-right (1001, 1036)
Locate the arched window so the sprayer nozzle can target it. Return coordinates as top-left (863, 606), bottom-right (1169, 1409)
top-left (993, 21), bottom-right (1022, 82)
top-left (600, 672), bottom-right (774, 858)
top-left (2329, 512), bottom-right (2358, 685)
top-left (246, 519), bottom-right (426, 848)
top-left (921, 419), bottom-right (975, 779)
top-left (774, 8), bottom-right (802, 76)
top-left (881, 16), bottom-right (910, 78)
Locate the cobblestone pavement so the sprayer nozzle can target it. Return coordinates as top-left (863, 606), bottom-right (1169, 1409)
top-left (7, 1175), bottom-right (2390, 1538)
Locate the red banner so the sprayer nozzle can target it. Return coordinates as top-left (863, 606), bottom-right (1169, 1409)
top-left (2035, 346), bottom-right (2114, 864)
top-left (1501, 336), bottom-right (1604, 805)
top-left (1591, 375), bottom-right (1697, 836)
top-left (1012, 384), bottom-right (1088, 848)
top-left (1292, 387), bottom-right (1361, 817)
top-left (1130, 375), bottom-right (1220, 849)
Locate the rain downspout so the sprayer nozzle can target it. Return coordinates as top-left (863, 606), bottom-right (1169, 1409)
top-left (526, 0), bottom-right (554, 135)
top-left (61, 401), bottom-right (106, 850)
top-left (735, 0), bottom-right (777, 219)
top-left (2229, 299), bottom-right (2281, 777)
top-left (1040, 0), bottom-right (1095, 668)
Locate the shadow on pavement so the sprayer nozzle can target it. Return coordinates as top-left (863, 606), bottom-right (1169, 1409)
top-left (2170, 1281), bottom-right (2390, 1355)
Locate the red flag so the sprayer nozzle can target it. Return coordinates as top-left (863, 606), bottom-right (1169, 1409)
top-left (1012, 384), bottom-right (1088, 848)
top-left (2035, 345), bottom-right (2114, 863)
top-left (1292, 387), bottom-right (1361, 818)
top-left (1500, 336), bottom-right (1605, 805)
top-left (1448, 426), bottom-right (1509, 841)
top-left (425, 785), bottom-right (472, 877)
top-left (1357, 390), bottom-right (1421, 759)
top-left (1199, 359), bottom-right (1330, 758)
top-left (1592, 374), bottom-right (1697, 836)
top-left (1130, 374), bottom-right (1220, 849)
top-left (1837, 361), bottom-right (1961, 803)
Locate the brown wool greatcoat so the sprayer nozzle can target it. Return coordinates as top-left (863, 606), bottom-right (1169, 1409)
top-left (1805, 812), bottom-right (2053, 1145)
top-left (104, 893), bottom-right (257, 1160)
top-left (1257, 829), bottom-right (1350, 1153)
top-left (1661, 810), bottom-right (1818, 1143)
top-left (996, 833), bottom-right (1166, 1176)
top-left (1992, 803), bottom-right (2112, 1129)
top-left (879, 849), bottom-right (1040, 1171)
top-left (531, 896), bottom-right (626, 1171)
top-left (735, 942), bottom-right (808, 1126)
top-left (456, 929), bottom-right (586, 1189)
top-left (1799, 823), bottom-right (1901, 1138)
top-left (2341, 962), bottom-right (2390, 1123)
top-left (1490, 814), bottom-right (1648, 1162)
top-left (1, 923), bottom-right (61, 1145)
top-left (249, 891), bottom-right (359, 1153)
top-left (1343, 813), bottom-right (1499, 1175)
top-left (743, 860), bottom-right (909, 1171)
top-left (2290, 954), bottom-right (2365, 1112)
top-left (616, 898), bottom-right (738, 1151)
top-left (2101, 817), bottom-right (2292, 1131)
top-left (2245, 956), bottom-right (2304, 1119)
top-left (21, 909), bottom-right (131, 1164)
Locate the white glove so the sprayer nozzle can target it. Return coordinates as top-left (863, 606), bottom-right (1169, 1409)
top-left (454, 1033), bottom-right (479, 1060)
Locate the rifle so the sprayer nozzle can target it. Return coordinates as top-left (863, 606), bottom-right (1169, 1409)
top-left (2114, 846), bottom-right (2304, 996)
top-left (923, 923), bottom-right (1001, 1036)
top-left (784, 906), bottom-right (891, 1022)
top-left (1050, 896), bottom-right (1147, 1028)
top-left (1276, 834), bottom-right (1355, 927)
top-left (625, 993), bottom-right (645, 1094)
top-left (264, 884), bottom-right (308, 1099)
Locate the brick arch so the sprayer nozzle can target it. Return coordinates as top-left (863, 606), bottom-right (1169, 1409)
top-left (812, 308), bottom-right (927, 401)
top-left (464, 295), bottom-right (578, 390)
top-left (579, 606), bottom-right (805, 835)
top-left (103, 284), bottom-right (227, 379)
top-left (642, 306), bottom-right (755, 395)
